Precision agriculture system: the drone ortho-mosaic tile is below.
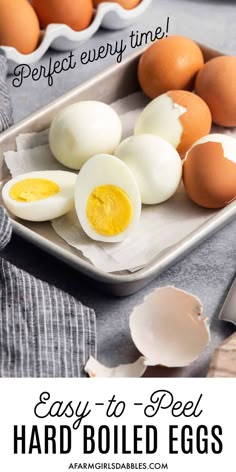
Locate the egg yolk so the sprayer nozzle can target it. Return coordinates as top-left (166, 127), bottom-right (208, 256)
top-left (86, 185), bottom-right (132, 236)
top-left (9, 178), bottom-right (60, 202)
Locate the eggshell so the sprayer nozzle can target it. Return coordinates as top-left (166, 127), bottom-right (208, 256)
top-left (195, 55), bottom-right (236, 127)
top-left (135, 90), bottom-right (212, 158)
top-left (183, 134), bottom-right (236, 208)
top-left (114, 134), bottom-right (182, 204)
top-left (0, 0), bottom-right (40, 54)
top-left (130, 286), bottom-right (210, 368)
top-left (49, 101), bottom-right (122, 170)
top-left (32, 0), bottom-right (93, 31)
top-left (138, 36), bottom-right (204, 99)
top-left (85, 356), bottom-right (147, 378)
top-left (93, 0), bottom-right (141, 9)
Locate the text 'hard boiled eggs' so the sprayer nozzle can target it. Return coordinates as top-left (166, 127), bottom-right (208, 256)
top-left (114, 134), bottom-right (182, 204)
top-left (2, 170), bottom-right (77, 222)
top-left (49, 101), bottom-right (122, 170)
top-left (74, 154), bottom-right (141, 242)
top-left (134, 91), bottom-right (212, 158)
top-left (85, 286), bottom-right (210, 377)
top-left (183, 134), bottom-right (236, 209)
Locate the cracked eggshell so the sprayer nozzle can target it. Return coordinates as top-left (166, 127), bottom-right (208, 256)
top-left (129, 286), bottom-right (210, 368)
top-left (134, 91), bottom-right (212, 158)
top-left (183, 133), bottom-right (236, 208)
top-left (84, 356), bottom-right (147, 378)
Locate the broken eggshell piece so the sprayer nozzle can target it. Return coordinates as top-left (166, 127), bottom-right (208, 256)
top-left (130, 286), bottom-right (210, 368)
top-left (84, 356), bottom-right (147, 378)
top-left (84, 286), bottom-right (210, 377)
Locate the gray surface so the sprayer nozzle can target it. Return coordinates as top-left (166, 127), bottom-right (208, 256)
top-left (3, 0), bottom-right (236, 377)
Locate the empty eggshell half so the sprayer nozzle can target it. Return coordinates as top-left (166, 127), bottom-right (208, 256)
top-left (84, 286), bottom-right (210, 377)
top-left (130, 286), bottom-right (210, 368)
top-left (84, 356), bottom-right (147, 378)
top-left (134, 91), bottom-right (212, 158)
top-left (183, 133), bottom-right (236, 208)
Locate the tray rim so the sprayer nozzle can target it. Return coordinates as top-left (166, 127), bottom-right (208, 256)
top-left (0, 41), bottom-right (233, 294)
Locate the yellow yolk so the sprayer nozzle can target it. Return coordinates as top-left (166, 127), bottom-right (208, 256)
top-left (9, 178), bottom-right (60, 202)
top-left (86, 185), bottom-right (133, 236)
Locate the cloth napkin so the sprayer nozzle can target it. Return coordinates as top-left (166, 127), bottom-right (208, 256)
top-left (0, 55), bottom-right (97, 377)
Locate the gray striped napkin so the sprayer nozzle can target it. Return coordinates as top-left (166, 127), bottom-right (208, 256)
top-left (0, 56), bottom-right (97, 377)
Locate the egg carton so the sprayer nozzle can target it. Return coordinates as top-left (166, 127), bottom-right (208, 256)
top-left (0, 0), bottom-right (152, 72)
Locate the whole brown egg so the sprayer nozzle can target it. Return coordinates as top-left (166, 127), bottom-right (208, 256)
top-left (195, 55), bottom-right (236, 127)
top-left (0, 0), bottom-right (40, 54)
top-left (31, 0), bottom-right (93, 31)
top-left (93, 0), bottom-right (141, 9)
top-left (138, 36), bottom-right (204, 99)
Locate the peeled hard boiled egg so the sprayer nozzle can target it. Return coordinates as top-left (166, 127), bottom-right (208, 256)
top-left (2, 170), bottom-right (77, 222)
top-left (138, 36), bottom-right (204, 99)
top-left (195, 55), bottom-right (236, 127)
top-left (114, 134), bottom-right (182, 204)
top-left (49, 101), bottom-right (122, 170)
top-left (183, 134), bottom-right (236, 209)
top-left (0, 0), bottom-right (40, 54)
top-left (32, 0), bottom-right (93, 31)
top-left (135, 91), bottom-right (212, 158)
top-left (74, 154), bottom-right (141, 242)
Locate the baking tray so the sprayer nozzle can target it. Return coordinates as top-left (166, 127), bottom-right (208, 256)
top-left (1, 43), bottom-right (235, 296)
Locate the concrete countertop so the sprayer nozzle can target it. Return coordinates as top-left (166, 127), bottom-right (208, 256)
top-left (3, 0), bottom-right (236, 377)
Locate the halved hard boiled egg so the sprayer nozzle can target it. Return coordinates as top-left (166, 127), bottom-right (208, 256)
top-left (2, 170), bottom-right (77, 222)
top-left (74, 154), bottom-right (141, 242)
top-left (134, 91), bottom-right (212, 158)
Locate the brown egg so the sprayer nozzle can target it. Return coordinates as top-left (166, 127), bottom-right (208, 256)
top-left (93, 0), bottom-right (141, 9)
top-left (183, 134), bottom-right (236, 208)
top-left (195, 56), bottom-right (236, 127)
top-left (31, 0), bottom-right (93, 31)
top-left (134, 90), bottom-right (212, 158)
top-left (138, 36), bottom-right (204, 99)
top-left (168, 91), bottom-right (212, 157)
top-left (0, 0), bottom-right (40, 54)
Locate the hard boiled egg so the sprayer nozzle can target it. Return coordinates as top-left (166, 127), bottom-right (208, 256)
top-left (134, 91), bottom-right (212, 158)
top-left (195, 55), bottom-right (236, 127)
top-left (138, 36), bottom-right (204, 99)
top-left (74, 154), bottom-right (141, 242)
top-left (183, 134), bottom-right (236, 209)
top-left (2, 170), bottom-right (77, 222)
top-left (49, 101), bottom-right (122, 170)
top-left (114, 134), bottom-right (182, 204)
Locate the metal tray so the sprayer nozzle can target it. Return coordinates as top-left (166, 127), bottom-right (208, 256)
top-left (1, 43), bottom-right (235, 296)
